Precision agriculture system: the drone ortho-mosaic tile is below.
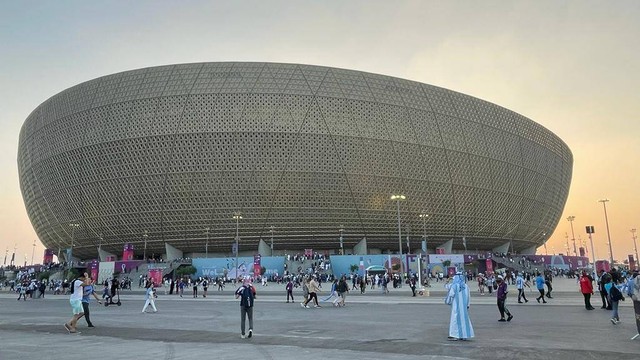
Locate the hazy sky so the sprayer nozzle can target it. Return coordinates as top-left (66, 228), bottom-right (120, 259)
top-left (1, 1), bottom-right (639, 265)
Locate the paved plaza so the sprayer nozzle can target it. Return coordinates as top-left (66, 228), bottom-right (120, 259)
top-left (0, 278), bottom-right (637, 359)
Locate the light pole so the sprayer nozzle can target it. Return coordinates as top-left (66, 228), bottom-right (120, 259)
top-left (69, 223), bottom-right (79, 263)
top-left (631, 229), bottom-right (638, 270)
top-left (567, 216), bottom-right (577, 256)
top-left (339, 225), bottom-right (344, 255)
top-left (205, 227), bottom-right (210, 258)
top-left (598, 199), bottom-right (614, 265)
top-left (31, 239), bottom-right (36, 265)
top-left (233, 211), bottom-right (242, 281)
top-left (391, 195), bottom-right (406, 283)
top-left (98, 233), bottom-right (103, 252)
top-left (419, 213), bottom-right (429, 255)
top-left (143, 230), bottom-right (148, 260)
top-left (270, 225), bottom-right (275, 254)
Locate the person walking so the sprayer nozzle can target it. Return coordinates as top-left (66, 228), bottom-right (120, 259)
top-left (81, 276), bottom-right (102, 327)
top-left (285, 279), bottom-right (294, 303)
top-left (300, 276), bottom-right (310, 306)
top-left (445, 272), bottom-right (474, 341)
top-left (202, 278), bottom-right (208, 298)
top-left (64, 273), bottom-right (89, 334)
top-left (545, 272), bottom-right (554, 299)
top-left (321, 279), bottom-right (339, 304)
top-left (336, 276), bottom-right (349, 307)
top-left (192, 278), bottom-right (199, 298)
top-left (605, 272), bottom-right (624, 324)
top-left (516, 273), bottom-right (528, 303)
top-left (302, 275), bottom-right (321, 308)
top-left (142, 281), bottom-right (158, 313)
top-left (496, 275), bottom-right (513, 322)
top-left (235, 277), bottom-right (256, 339)
top-left (535, 273), bottom-right (547, 304)
top-left (579, 271), bottom-right (595, 310)
top-left (598, 270), bottom-right (612, 310)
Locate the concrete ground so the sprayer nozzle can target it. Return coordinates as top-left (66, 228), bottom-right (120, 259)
top-left (0, 278), bottom-right (638, 359)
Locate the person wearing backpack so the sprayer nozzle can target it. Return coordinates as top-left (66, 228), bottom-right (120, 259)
top-left (235, 276), bottom-right (256, 339)
top-left (605, 269), bottom-right (624, 325)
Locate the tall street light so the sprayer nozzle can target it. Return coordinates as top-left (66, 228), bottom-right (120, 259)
top-left (339, 225), bottom-right (344, 255)
top-left (143, 230), bottom-right (149, 260)
top-left (567, 216), bottom-right (577, 256)
top-left (69, 223), bottom-right (79, 263)
top-left (270, 225), bottom-right (275, 254)
top-left (419, 213), bottom-right (429, 255)
top-left (631, 229), bottom-right (638, 269)
top-left (391, 195), bottom-right (406, 282)
top-left (598, 199), bottom-right (614, 265)
top-left (31, 239), bottom-right (36, 265)
top-left (205, 227), bottom-right (210, 258)
top-left (233, 211), bottom-right (242, 281)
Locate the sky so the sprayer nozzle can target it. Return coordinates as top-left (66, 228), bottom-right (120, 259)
top-left (1, 1), bottom-right (639, 266)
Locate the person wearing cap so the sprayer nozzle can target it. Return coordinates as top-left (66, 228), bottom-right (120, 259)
top-left (496, 275), bottom-right (513, 322)
top-left (235, 276), bottom-right (256, 338)
top-left (445, 272), bottom-right (474, 341)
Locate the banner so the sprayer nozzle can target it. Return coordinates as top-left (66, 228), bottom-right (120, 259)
top-left (122, 243), bottom-right (134, 261)
top-left (148, 268), bottom-right (163, 287)
top-left (486, 259), bottom-right (494, 274)
top-left (253, 254), bottom-right (262, 277)
top-left (43, 249), bottom-right (54, 264)
top-left (89, 259), bottom-right (99, 281)
top-left (304, 248), bottom-right (313, 257)
top-left (579, 247), bottom-right (585, 257)
top-left (428, 254), bottom-right (464, 264)
top-left (629, 255), bottom-right (636, 271)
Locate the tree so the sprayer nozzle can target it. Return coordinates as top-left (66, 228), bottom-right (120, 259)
top-left (176, 265), bottom-right (197, 278)
top-left (66, 268), bottom-right (80, 281)
top-left (38, 271), bottom-right (51, 281)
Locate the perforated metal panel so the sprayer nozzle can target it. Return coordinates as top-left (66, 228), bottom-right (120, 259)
top-left (17, 62), bottom-right (573, 259)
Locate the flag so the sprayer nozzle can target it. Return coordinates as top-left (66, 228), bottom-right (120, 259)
top-left (462, 237), bottom-right (467, 250)
top-left (10, 252), bottom-right (15, 263)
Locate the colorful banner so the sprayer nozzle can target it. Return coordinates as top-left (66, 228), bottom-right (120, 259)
top-left (435, 248), bottom-right (445, 254)
top-left (114, 260), bottom-right (144, 274)
top-left (579, 247), bottom-right (586, 257)
top-left (122, 243), bottom-right (134, 261)
top-left (89, 259), bottom-right (99, 281)
top-left (486, 258), bottom-right (494, 274)
top-left (43, 249), bottom-right (54, 264)
top-left (253, 254), bottom-right (262, 276)
top-left (629, 255), bottom-right (636, 271)
top-left (304, 248), bottom-right (313, 257)
top-left (148, 268), bottom-right (163, 287)
top-left (428, 254), bottom-right (464, 264)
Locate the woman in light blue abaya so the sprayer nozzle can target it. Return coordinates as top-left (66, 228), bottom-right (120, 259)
top-left (445, 272), bottom-right (474, 341)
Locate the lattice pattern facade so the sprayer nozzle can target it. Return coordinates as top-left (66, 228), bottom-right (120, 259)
top-left (18, 62), bottom-right (572, 259)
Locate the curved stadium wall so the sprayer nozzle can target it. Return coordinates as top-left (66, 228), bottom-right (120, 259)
top-left (17, 62), bottom-right (572, 260)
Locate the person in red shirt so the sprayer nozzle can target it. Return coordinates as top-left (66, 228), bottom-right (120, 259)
top-left (579, 271), bottom-right (595, 310)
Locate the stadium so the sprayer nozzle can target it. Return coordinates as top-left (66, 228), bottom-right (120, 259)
top-left (17, 62), bottom-right (572, 260)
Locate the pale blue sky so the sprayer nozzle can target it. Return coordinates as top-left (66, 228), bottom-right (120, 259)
top-left (1, 1), bottom-right (639, 263)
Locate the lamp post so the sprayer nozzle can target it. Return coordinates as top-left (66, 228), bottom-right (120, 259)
top-left (69, 223), bottom-right (79, 263)
top-left (233, 211), bottom-right (242, 281)
top-left (205, 227), bottom-right (210, 258)
top-left (143, 230), bottom-right (148, 260)
top-left (98, 233), bottom-right (103, 252)
top-left (631, 229), bottom-right (638, 269)
top-left (419, 213), bottom-right (429, 255)
top-left (391, 195), bottom-right (406, 284)
top-left (270, 225), bottom-right (275, 254)
top-left (567, 216), bottom-right (577, 256)
top-left (339, 225), bottom-right (344, 255)
top-left (31, 239), bottom-right (36, 265)
top-left (598, 199), bottom-right (614, 265)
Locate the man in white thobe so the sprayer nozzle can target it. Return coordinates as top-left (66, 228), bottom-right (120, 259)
top-left (446, 272), bottom-right (474, 341)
